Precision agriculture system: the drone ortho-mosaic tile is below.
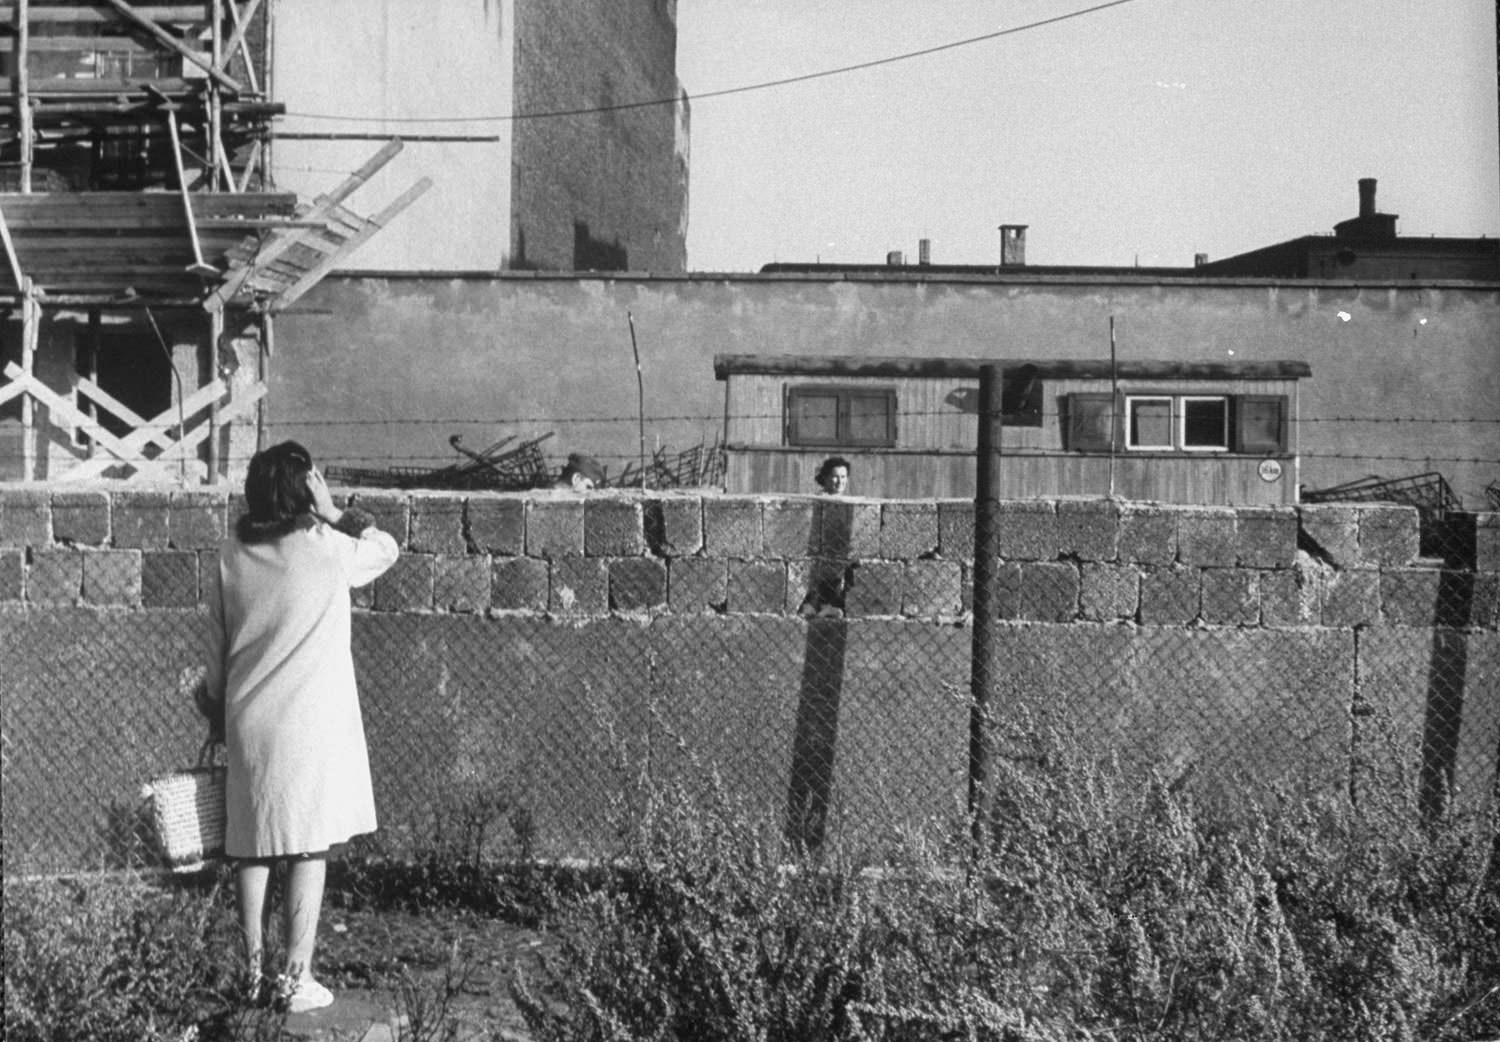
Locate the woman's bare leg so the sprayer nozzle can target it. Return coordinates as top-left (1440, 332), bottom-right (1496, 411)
top-left (235, 861), bottom-right (276, 979)
top-left (282, 855), bottom-right (327, 981)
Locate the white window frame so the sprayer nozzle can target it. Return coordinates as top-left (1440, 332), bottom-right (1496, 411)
top-left (1124, 395), bottom-right (1175, 451)
top-left (1179, 395), bottom-right (1230, 452)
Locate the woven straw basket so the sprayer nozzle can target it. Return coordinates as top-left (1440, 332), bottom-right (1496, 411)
top-left (142, 742), bottom-right (226, 873)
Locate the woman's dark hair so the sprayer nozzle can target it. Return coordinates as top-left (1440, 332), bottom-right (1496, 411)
top-left (815, 456), bottom-right (851, 490)
top-left (237, 441), bottom-right (316, 543)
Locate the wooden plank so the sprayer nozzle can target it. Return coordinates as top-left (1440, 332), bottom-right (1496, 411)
top-left (218, 0), bottom-right (261, 83)
top-left (209, 140), bottom-right (407, 308)
top-left (66, 374), bottom-right (230, 479)
top-left (272, 177), bottom-right (431, 311)
top-left (74, 374), bottom-right (149, 431)
top-left (0, 200), bottom-right (26, 290)
top-left (98, 0), bottom-right (240, 92)
top-left (0, 6), bottom-right (208, 22)
top-left (2, 362), bottom-right (177, 481)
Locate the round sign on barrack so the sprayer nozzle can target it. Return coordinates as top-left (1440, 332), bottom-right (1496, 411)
top-left (1257, 458), bottom-right (1284, 483)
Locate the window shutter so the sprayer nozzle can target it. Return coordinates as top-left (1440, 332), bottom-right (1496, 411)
top-left (1066, 393), bottom-right (1117, 452)
top-left (1235, 395), bottom-right (1287, 453)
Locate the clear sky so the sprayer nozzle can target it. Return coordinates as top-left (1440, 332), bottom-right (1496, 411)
top-left (674, 0), bottom-right (1500, 273)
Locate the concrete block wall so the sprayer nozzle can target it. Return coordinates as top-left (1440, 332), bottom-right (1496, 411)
top-left (7, 488), bottom-right (1492, 627)
top-left (2, 487), bottom-right (1496, 870)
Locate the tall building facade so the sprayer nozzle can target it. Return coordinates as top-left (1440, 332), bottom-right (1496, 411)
top-left (272, 0), bottom-right (689, 273)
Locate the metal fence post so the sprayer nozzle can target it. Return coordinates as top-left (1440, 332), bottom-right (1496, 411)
top-left (969, 363), bottom-right (1003, 845)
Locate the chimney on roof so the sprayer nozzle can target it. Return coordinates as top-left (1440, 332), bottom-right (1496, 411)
top-left (918, 238), bottom-right (931, 265)
top-left (999, 224), bottom-right (1027, 267)
top-left (1194, 253), bottom-right (1208, 267)
top-left (886, 250), bottom-right (905, 266)
top-left (1334, 177), bottom-right (1398, 241)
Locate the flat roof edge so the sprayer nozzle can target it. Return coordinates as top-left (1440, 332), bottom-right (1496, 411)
top-left (712, 354), bottom-right (1313, 381)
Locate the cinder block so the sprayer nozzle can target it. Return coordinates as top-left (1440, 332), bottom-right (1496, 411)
top-left (1238, 507), bottom-right (1298, 569)
top-left (1057, 499), bottom-right (1119, 562)
top-left (1081, 561), bottom-right (1139, 622)
top-left (972, 560), bottom-right (1022, 620)
top-left (0, 549), bottom-right (23, 601)
top-left (791, 557), bottom-right (851, 616)
top-left (1476, 513), bottom-right (1500, 573)
top-left (844, 560), bottom-right (903, 617)
top-left (1119, 505), bottom-right (1177, 566)
top-left (668, 557), bottom-right (726, 613)
top-left (490, 556), bottom-right (548, 611)
top-left (726, 559), bottom-right (784, 614)
top-left (527, 499), bottom-right (585, 558)
top-left (1358, 505), bottom-right (1420, 568)
top-left (1471, 573), bottom-right (1500, 629)
top-left (703, 498), bottom-right (762, 557)
top-left (83, 549), bottom-right (141, 606)
top-left (169, 491), bottom-right (226, 549)
top-left (938, 501), bottom-right (975, 561)
top-left (1139, 567), bottom-right (1198, 625)
top-left (1175, 507), bottom-right (1237, 567)
top-left (111, 491), bottom-right (170, 549)
top-left (434, 554), bottom-right (490, 613)
top-left (466, 497), bottom-right (525, 555)
top-left (817, 499), bottom-right (880, 559)
top-left (27, 549), bottom-right (83, 604)
top-left (646, 496), bottom-right (704, 557)
top-left (1299, 505), bottom-right (1360, 568)
top-left (142, 550), bottom-right (199, 608)
top-left (0, 488), bottom-right (50, 547)
top-left (1018, 561), bottom-right (1079, 622)
top-left (1200, 568), bottom-right (1259, 627)
top-left (880, 502), bottom-right (939, 560)
top-left (1378, 568), bottom-right (1442, 627)
top-left (409, 495), bottom-right (467, 555)
top-left (997, 500), bottom-right (1057, 561)
top-left (375, 554), bottom-right (435, 612)
top-left (1261, 566), bottom-right (1321, 627)
top-left (960, 561), bottom-right (974, 613)
top-left (586, 499), bottom-right (645, 557)
top-left (903, 560), bottom-right (962, 618)
top-left (1322, 570), bottom-right (1379, 627)
top-left (550, 557), bottom-right (607, 615)
top-left (762, 499), bottom-right (817, 558)
top-left (610, 557), bottom-right (667, 611)
top-left (51, 490), bottom-right (110, 546)
top-left (352, 492), bottom-right (410, 546)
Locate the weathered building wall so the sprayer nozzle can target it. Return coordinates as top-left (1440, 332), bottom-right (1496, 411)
top-left (2, 487), bottom-right (1496, 872)
top-left (270, 273), bottom-right (1500, 504)
top-left (271, 0), bottom-right (515, 271)
top-left (512, 0), bottom-right (688, 272)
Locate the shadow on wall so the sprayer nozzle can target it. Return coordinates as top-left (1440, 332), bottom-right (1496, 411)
top-left (1421, 517), bottom-right (1475, 821)
top-left (785, 499), bottom-right (855, 854)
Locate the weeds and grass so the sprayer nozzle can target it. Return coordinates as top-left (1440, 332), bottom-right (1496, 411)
top-left (510, 717), bottom-right (1500, 1042)
top-left (1, 871), bottom-right (289, 1042)
top-left (6, 715), bottom-right (1497, 1042)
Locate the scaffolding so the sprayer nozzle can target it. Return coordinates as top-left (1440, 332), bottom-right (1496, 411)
top-left (1, 2), bottom-right (428, 483)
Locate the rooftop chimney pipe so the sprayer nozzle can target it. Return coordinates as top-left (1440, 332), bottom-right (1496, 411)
top-left (999, 224), bottom-right (1028, 267)
top-left (1358, 178), bottom-right (1377, 217)
top-left (918, 238), bottom-right (931, 265)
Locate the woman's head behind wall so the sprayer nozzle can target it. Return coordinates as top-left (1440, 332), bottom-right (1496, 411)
top-left (815, 456), bottom-right (851, 495)
top-left (238, 440), bottom-right (316, 543)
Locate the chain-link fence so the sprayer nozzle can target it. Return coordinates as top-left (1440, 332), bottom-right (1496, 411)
top-left (2, 487), bottom-right (1496, 877)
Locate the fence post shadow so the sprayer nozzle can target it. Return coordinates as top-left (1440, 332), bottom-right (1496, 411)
top-left (1420, 515), bottom-right (1476, 821)
top-left (785, 497), bottom-right (853, 856)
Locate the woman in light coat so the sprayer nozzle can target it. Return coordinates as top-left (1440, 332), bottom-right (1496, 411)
top-left (200, 441), bottom-right (398, 1013)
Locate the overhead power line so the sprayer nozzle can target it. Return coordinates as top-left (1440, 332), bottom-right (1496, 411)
top-left (283, 0), bottom-right (1144, 125)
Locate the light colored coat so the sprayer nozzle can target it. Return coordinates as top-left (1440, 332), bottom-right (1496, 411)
top-left (206, 519), bottom-right (398, 857)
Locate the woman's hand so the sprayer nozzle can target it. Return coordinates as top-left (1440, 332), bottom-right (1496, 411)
top-left (307, 468), bottom-right (343, 525)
